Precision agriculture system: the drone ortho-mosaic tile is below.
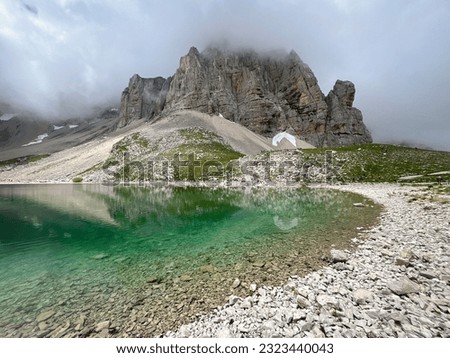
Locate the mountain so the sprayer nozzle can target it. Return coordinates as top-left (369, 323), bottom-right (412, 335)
top-left (0, 107), bottom-right (120, 161)
top-left (118, 47), bottom-right (372, 147)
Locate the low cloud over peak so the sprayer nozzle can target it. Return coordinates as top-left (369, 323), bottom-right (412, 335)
top-left (0, 0), bottom-right (449, 150)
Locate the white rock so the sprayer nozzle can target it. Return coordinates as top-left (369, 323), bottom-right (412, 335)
top-left (353, 288), bottom-right (374, 305)
top-left (388, 277), bottom-right (421, 296)
top-left (331, 249), bottom-right (349, 263)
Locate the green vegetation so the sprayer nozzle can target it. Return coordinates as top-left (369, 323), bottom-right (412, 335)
top-left (178, 128), bottom-right (221, 142)
top-left (72, 177), bottom-right (83, 183)
top-left (303, 144), bottom-right (450, 183)
top-left (113, 133), bottom-right (150, 154)
top-left (0, 154), bottom-right (50, 168)
top-left (104, 128), bottom-right (244, 182)
top-left (161, 142), bottom-right (244, 181)
top-left (130, 133), bottom-right (150, 148)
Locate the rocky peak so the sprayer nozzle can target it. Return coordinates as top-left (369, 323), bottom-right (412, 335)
top-left (117, 46), bottom-right (372, 147)
top-left (324, 80), bottom-right (372, 146)
top-left (331, 80), bottom-right (356, 108)
top-left (118, 74), bottom-right (170, 128)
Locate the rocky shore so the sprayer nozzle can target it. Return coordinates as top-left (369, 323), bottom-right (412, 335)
top-left (166, 184), bottom-right (450, 338)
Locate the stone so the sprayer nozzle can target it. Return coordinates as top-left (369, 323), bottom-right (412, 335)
top-left (390, 312), bottom-right (405, 323)
top-left (353, 203), bottom-right (366, 208)
top-left (232, 278), bottom-right (241, 289)
top-left (297, 297), bottom-right (310, 309)
top-left (36, 310), bottom-right (55, 323)
top-left (316, 294), bottom-right (338, 308)
top-left (249, 283), bottom-right (257, 292)
top-left (395, 248), bottom-right (414, 266)
top-left (179, 274), bottom-right (192, 282)
top-left (178, 326), bottom-right (190, 338)
top-left (95, 321), bottom-right (110, 333)
top-left (310, 325), bottom-right (326, 338)
top-left (118, 47), bottom-right (372, 147)
top-left (395, 257), bottom-right (410, 266)
top-left (146, 276), bottom-right (161, 284)
top-left (419, 271), bottom-right (438, 279)
top-left (74, 315), bottom-right (86, 331)
top-left (199, 265), bottom-right (215, 274)
top-left (388, 277), bottom-right (421, 296)
top-left (92, 253), bottom-right (109, 260)
top-left (228, 295), bottom-right (241, 306)
top-left (217, 328), bottom-right (233, 338)
top-left (352, 288), bottom-right (374, 305)
top-left (238, 324), bottom-right (249, 333)
top-left (330, 249), bottom-right (349, 263)
top-left (240, 298), bottom-right (252, 309)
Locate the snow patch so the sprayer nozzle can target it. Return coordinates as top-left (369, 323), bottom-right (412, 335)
top-left (53, 125), bottom-right (64, 130)
top-left (272, 132), bottom-right (297, 147)
top-left (0, 113), bottom-right (16, 121)
top-left (22, 133), bottom-right (48, 146)
top-left (68, 124), bottom-right (79, 129)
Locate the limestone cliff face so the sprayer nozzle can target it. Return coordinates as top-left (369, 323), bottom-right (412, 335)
top-left (118, 47), bottom-right (372, 147)
top-left (118, 74), bottom-right (171, 128)
top-left (324, 80), bottom-right (372, 146)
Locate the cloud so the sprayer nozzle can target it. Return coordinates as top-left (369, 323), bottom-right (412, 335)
top-left (0, 0), bottom-right (449, 150)
top-left (22, 2), bottom-right (39, 16)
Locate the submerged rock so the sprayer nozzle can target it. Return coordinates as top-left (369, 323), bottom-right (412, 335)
top-left (36, 310), bottom-right (55, 323)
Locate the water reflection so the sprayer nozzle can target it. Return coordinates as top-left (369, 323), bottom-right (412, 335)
top-left (0, 184), bottom-right (379, 337)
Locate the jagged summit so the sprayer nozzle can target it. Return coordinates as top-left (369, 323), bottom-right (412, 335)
top-left (118, 46), bottom-right (372, 147)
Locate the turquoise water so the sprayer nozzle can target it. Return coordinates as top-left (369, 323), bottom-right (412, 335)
top-left (0, 184), bottom-right (377, 336)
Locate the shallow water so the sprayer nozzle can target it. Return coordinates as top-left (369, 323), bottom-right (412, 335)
top-left (0, 184), bottom-right (379, 337)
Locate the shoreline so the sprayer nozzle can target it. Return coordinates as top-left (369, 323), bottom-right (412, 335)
top-left (0, 183), bottom-right (380, 338)
top-left (165, 183), bottom-right (450, 338)
top-left (0, 182), bottom-right (448, 338)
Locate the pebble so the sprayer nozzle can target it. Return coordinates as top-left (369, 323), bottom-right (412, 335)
top-left (232, 278), bottom-right (241, 289)
top-left (95, 321), bottom-right (110, 333)
top-left (36, 311), bottom-right (55, 323)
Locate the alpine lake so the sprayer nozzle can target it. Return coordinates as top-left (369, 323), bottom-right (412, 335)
top-left (0, 184), bottom-right (380, 337)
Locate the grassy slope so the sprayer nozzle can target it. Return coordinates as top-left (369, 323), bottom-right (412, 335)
top-left (303, 144), bottom-right (450, 183)
top-left (101, 128), bottom-right (244, 182)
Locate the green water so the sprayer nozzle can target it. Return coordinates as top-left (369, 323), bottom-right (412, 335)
top-left (0, 184), bottom-right (378, 337)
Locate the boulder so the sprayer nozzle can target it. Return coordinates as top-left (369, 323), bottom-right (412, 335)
top-left (331, 249), bottom-right (349, 263)
top-left (352, 288), bottom-right (374, 304)
top-left (388, 277), bottom-right (421, 296)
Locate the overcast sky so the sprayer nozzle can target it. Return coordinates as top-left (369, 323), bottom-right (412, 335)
top-left (1, 0), bottom-right (449, 150)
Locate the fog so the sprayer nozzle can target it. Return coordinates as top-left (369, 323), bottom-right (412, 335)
top-left (1, 0), bottom-right (449, 150)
